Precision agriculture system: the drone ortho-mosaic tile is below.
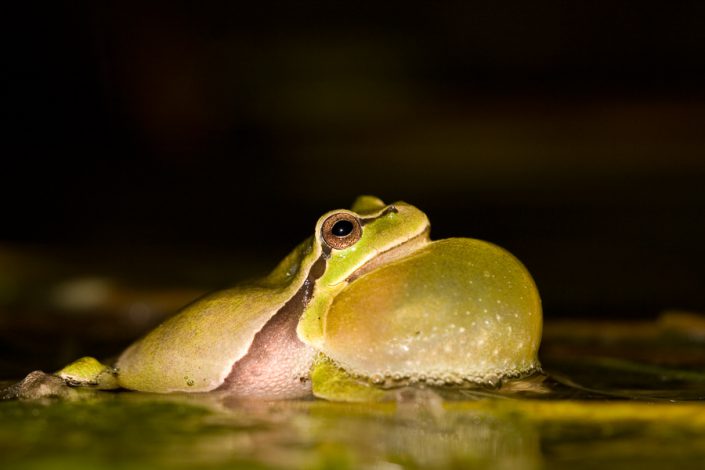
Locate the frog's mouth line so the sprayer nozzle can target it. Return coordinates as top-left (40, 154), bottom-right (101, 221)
top-left (346, 227), bottom-right (430, 283)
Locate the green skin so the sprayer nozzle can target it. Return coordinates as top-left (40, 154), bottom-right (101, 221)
top-left (56, 196), bottom-right (542, 402)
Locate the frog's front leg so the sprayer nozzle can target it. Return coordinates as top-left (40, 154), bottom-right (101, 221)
top-left (309, 354), bottom-right (390, 402)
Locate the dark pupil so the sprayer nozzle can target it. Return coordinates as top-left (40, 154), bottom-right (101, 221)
top-left (332, 220), bottom-right (354, 237)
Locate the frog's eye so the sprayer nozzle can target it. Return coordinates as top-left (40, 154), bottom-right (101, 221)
top-left (321, 212), bottom-right (362, 250)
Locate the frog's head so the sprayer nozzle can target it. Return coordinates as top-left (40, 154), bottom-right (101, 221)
top-left (295, 196), bottom-right (431, 346)
top-left (314, 195), bottom-right (430, 287)
top-left (264, 195), bottom-right (430, 290)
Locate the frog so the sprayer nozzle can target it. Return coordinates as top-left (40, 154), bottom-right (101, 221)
top-left (8, 196), bottom-right (542, 402)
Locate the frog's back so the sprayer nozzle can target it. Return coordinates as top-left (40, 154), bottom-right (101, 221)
top-left (116, 286), bottom-right (293, 393)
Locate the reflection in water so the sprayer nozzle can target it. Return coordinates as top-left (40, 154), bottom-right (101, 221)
top-left (371, 405), bottom-right (540, 469)
top-left (4, 388), bottom-right (705, 469)
top-left (211, 392), bottom-right (541, 469)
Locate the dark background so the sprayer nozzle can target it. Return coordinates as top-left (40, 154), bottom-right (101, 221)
top-left (4, 1), bottom-right (705, 325)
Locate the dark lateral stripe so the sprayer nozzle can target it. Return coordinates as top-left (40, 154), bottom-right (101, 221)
top-left (360, 205), bottom-right (398, 226)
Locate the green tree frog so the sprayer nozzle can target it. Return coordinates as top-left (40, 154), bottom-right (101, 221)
top-left (48, 196), bottom-right (543, 401)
